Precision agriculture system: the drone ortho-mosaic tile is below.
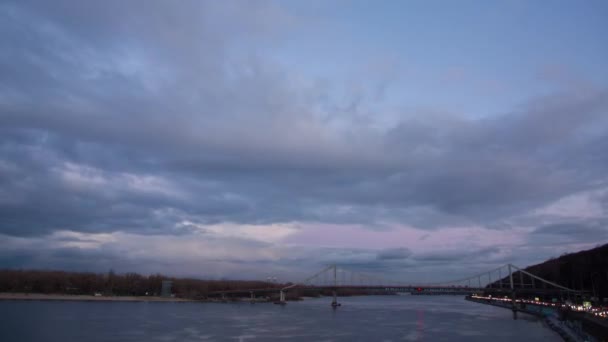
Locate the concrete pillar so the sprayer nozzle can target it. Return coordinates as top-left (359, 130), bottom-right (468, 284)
top-left (280, 290), bottom-right (285, 302)
top-left (331, 289), bottom-right (339, 308)
top-left (331, 265), bottom-right (340, 308)
top-left (333, 264), bottom-right (337, 287)
top-left (511, 288), bottom-right (518, 320)
top-left (509, 264), bottom-right (517, 320)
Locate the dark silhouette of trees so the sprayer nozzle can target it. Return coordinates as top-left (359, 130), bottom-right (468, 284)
top-left (0, 269), bottom-right (275, 298)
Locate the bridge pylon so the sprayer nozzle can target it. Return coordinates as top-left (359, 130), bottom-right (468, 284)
top-left (509, 264), bottom-right (517, 320)
top-left (330, 264), bottom-right (341, 308)
top-left (273, 290), bottom-right (287, 305)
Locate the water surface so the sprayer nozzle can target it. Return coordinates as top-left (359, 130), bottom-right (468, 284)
top-left (0, 295), bottom-right (561, 341)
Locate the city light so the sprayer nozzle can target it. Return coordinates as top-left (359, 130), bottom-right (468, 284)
top-left (470, 295), bottom-right (608, 318)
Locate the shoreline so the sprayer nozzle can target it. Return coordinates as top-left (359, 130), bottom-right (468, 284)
top-left (465, 296), bottom-right (585, 342)
top-left (0, 292), bottom-right (199, 302)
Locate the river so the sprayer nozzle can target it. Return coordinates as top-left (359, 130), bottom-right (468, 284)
top-left (0, 295), bottom-right (561, 341)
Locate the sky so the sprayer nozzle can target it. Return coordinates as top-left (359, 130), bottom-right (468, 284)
top-left (1, 0), bottom-right (607, 283)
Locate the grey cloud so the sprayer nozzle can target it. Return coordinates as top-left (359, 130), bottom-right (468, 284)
top-left (0, 0), bottom-right (608, 279)
top-left (2, 0), bottom-right (608, 239)
top-left (2, 1), bottom-right (608, 233)
top-left (530, 221), bottom-right (608, 245)
top-left (412, 247), bottom-right (501, 263)
top-left (598, 192), bottom-right (608, 213)
top-left (377, 247), bottom-right (412, 260)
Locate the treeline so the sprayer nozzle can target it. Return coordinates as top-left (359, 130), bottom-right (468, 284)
top-left (490, 244), bottom-right (608, 299)
top-left (0, 269), bottom-right (278, 298)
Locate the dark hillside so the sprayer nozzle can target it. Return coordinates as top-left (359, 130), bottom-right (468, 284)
top-left (493, 244), bottom-right (608, 300)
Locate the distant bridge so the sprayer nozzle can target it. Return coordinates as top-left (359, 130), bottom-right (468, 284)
top-left (210, 263), bottom-right (585, 314)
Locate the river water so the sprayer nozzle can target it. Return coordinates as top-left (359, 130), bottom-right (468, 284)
top-left (0, 295), bottom-right (561, 341)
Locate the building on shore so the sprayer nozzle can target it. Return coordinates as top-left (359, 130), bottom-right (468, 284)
top-left (161, 280), bottom-right (173, 297)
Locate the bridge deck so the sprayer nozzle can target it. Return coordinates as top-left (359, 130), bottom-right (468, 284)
top-left (209, 285), bottom-right (583, 296)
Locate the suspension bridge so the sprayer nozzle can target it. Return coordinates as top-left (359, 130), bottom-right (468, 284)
top-left (210, 263), bottom-right (585, 318)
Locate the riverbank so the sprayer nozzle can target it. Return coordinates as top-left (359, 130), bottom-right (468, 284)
top-left (0, 292), bottom-right (198, 302)
top-left (465, 296), bottom-right (587, 342)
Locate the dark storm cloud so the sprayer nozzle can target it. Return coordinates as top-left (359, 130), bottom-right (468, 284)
top-left (412, 247), bottom-right (501, 263)
top-left (0, 0), bottom-right (607, 282)
top-left (530, 221), bottom-right (608, 244)
top-left (385, 91), bottom-right (608, 216)
top-left (377, 247), bottom-right (412, 260)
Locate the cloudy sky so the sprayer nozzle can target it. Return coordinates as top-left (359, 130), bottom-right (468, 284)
top-left (1, 0), bottom-right (607, 283)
